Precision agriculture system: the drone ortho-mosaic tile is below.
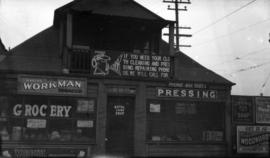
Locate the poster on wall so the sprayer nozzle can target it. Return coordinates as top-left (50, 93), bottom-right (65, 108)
top-left (90, 50), bottom-right (172, 79)
top-left (255, 97), bottom-right (270, 124)
top-left (18, 75), bottom-right (87, 97)
top-left (237, 125), bottom-right (270, 153)
top-left (232, 96), bottom-right (254, 123)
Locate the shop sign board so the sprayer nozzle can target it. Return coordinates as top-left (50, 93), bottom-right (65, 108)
top-left (90, 50), bottom-right (172, 79)
top-left (12, 104), bottom-right (72, 118)
top-left (2, 147), bottom-right (88, 158)
top-left (237, 125), bottom-right (270, 153)
top-left (18, 75), bottom-right (87, 96)
top-left (156, 87), bottom-right (217, 100)
top-left (255, 97), bottom-right (270, 124)
top-left (232, 96), bottom-right (254, 123)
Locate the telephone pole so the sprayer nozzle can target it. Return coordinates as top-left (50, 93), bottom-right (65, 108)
top-left (163, 0), bottom-right (192, 50)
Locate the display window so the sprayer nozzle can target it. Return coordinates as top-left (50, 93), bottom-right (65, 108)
top-left (0, 96), bottom-right (96, 144)
top-left (147, 99), bottom-right (225, 142)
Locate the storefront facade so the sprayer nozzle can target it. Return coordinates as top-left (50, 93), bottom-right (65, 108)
top-left (0, 0), bottom-right (234, 157)
top-left (231, 95), bottom-right (270, 157)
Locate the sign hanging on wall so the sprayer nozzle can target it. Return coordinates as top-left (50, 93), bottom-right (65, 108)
top-left (90, 50), bottom-right (172, 79)
top-left (156, 87), bottom-right (218, 100)
top-left (237, 125), bottom-right (270, 153)
top-left (18, 75), bottom-right (87, 96)
top-left (12, 104), bottom-right (72, 118)
top-left (255, 97), bottom-right (270, 124)
top-left (2, 147), bottom-right (88, 158)
top-left (232, 96), bottom-right (254, 123)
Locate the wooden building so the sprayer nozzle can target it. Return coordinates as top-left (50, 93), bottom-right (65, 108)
top-left (0, 0), bottom-right (234, 157)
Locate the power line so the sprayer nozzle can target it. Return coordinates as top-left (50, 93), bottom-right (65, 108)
top-left (261, 71), bottom-right (270, 93)
top-left (191, 18), bottom-right (270, 48)
top-left (211, 47), bottom-right (269, 67)
top-left (192, 0), bottom-right (258, 36)
top-left (228, 61), bottom-right (270, 75)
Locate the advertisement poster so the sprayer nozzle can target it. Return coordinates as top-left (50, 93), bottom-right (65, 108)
top-left (149, 103), bottom-right (160, 113)
top-left (255, 97), bottom-right (270, 124)
top-left (90, 50), bottom-right (172, 79)
top-left (232, 96), bottom-right (254, 123)
top-left (237, 125), bottom-right (270, 153)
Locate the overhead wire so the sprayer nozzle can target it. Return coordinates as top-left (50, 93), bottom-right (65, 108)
top-left (191, 18), bottom-right (270, 48)
top-left (191, 0), bottom-right (258, 36)
top-left (261, 72), bottom-right (270, 90)
top-left (211, 47), bottom-right (269, 67)
top-left (228, 61), bottom-right (270, 76)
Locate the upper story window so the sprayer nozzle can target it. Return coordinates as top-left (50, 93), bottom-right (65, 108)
top-left (72, 14), bottom-right (160, 55)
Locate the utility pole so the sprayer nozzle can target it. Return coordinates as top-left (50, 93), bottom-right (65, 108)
top-left (163, 0), bottom-right (192, 50)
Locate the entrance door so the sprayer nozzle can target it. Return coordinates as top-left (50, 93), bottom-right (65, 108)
top-left (106, 96), bottom-right (134, 156)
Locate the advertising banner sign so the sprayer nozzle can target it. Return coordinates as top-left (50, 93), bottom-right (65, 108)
top-left (232, 96), bottom-right (254, 123)
top-left (156, 87), bottom-right (218, 100)
top-left (237, 125), bottom-right (270, 153)
top-left (2, 147), bottom-right (88, 158)
top-left (90, 50), bottom-right (172, 79)
top-left (255, 97), bottom-right (270, 124)
top-left (18, 75), bottom-right (87, 96)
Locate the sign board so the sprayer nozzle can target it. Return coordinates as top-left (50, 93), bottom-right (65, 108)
top-left (77, 120), bottom-right (93, 128)
top-left (255, 97), bottom-right (270, 124)
top-left (90, 50), bottom-right (172, 79)
top-left (18, 75), bottom-right (87, 96)
top-left (27, 119), bottom-right (47, 128)
top-left (232, 96), bottom-right (254, 123)
top-left (156, 87), bottom-right (217, 100)
top-left (13, 104), bottom-right (72, 118)
top-left (237, 125), bottom-right (270, 153)
top-left (2, 147), bottom-right (88, 158)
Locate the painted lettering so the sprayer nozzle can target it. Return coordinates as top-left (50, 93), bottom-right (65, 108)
top-left (50, 105), bottom-right (57, 117)
top-left (63, 106), bottom-right (72, 117)
top-left (13, 104), bottom-right (22, 116)
top-left (158, 89), bottom-right (164, 96)
top-left (31, 105), bottom-right (39, 116)
top-left (157, 88), bottom-right (218, 100)
top-left (40, 104), bottom-right (47, 117)
top-left (25, 104), bottom-right (32, 116)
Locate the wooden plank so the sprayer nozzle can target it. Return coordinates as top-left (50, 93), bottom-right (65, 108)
top-left (147, 144), bottom-right (227, 157)
top-left (134, 83), bottom-right (147, 156)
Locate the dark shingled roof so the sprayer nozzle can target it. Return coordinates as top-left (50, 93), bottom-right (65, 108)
top-left (0, 27), bottom-right (62, 73)
top-left (0, 38), bottom-right (7, 53)
top-left (160, 40), bottom-right (234, 85)
top-left (54, 0), bottom-right (170, 26)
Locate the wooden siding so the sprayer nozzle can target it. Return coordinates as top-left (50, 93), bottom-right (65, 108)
top-left (134, 83), bottom-right (147, 156)
top-left (87, 83), bottom-right (98, 97)
top-left (147, 144), bottom-right (227, 157)
top-left (0, 74), bottom-right (17, 95)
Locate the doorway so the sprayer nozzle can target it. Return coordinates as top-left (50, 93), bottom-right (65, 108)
top-left (106, 96), bottom-right (135, 156)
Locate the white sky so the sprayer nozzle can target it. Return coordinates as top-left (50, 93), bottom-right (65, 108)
top-left (0, 0), bottom-right (270, 96)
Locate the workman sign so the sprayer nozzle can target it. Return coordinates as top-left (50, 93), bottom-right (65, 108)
top-left (18, 75), bottom-right (87, 96)
top-left (237, 125), bottom-right (270, 153)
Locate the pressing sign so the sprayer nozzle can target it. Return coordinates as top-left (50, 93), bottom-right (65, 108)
top-left (13, 104), bottom-right (72, 117)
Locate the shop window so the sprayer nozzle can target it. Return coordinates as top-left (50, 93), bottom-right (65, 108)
top-left (147, 100), bottom-right (225, 142)
top-left (0, 96), bottom-right (96, 144)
